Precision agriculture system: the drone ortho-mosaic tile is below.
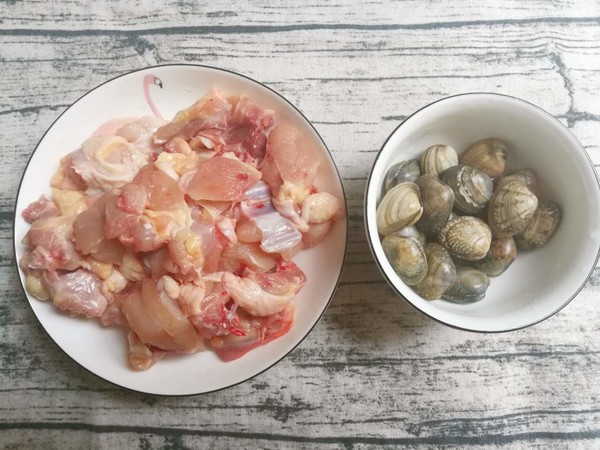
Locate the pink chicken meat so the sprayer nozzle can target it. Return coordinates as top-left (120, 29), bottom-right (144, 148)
top-left (19, 89), bottom-right (343, 371)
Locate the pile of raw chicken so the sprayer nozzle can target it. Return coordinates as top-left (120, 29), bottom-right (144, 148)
top-left (19, 90), bottom-right (343, 370)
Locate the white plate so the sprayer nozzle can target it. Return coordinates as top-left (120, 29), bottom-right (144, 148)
top-left (14, 64), bottom-right (347, 395)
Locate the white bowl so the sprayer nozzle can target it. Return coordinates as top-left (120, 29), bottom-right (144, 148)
top-left (14, 64), bottom-right (347, 395)
top-left (365, 93), bottom-right (600, 332)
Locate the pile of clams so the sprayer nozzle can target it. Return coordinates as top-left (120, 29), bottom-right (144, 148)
top-left (378, 138), bottom-right (561, 303)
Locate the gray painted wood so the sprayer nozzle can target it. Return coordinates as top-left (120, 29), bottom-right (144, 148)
top-left (1, 1), bottom-right (599, 448)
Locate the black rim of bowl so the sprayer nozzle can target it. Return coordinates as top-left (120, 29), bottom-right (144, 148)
top-left (364, 92), bottom-right (600, 333)
top-left (12, 63), bottom-right (349, 397)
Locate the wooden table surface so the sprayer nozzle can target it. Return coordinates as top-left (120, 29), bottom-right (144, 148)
top-left (2, 1), bottom-right (600, 448)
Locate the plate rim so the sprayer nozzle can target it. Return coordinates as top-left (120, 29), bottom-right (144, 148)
top-left (363, 91), bottom-right (600, 333)
top-left (12, 63), bottom-right (349, 396)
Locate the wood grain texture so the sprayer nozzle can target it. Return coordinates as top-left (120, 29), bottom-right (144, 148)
top-left (1, 1), bottom-right (600, 448)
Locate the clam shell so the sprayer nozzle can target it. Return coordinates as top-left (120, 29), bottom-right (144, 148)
top-left (442, 165), bottom-right (493, 214)
top-left (384, 160), bottom-right (421, 192)
top-left (514, 200), bottom-right (561, 250)
top-left (487, 180), bottom-right (538, 238)
top-left (391, 225), bottom-right (426, 247)
top-left (460, 138), bottom-right (508, 179)
top-left (420, 145), bottom-right (458, 176)
top-left (439, 216), bottom-right (492, 261)
top-left (443, 267), bottom-right (490, 304)
top-left (415, 175), bottom-right (455, 234)
top-left (376, 182), bottom-right (423, 235)
top-left (413, 243), bottom-right (457, 300)
top-left (382, 235), bottom-right (427, 285)
top-left (496, 169), bottom-right (537, 192)
top-left (473, 236), bottom-right (517, 277)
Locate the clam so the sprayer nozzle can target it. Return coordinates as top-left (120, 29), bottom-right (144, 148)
top-left (496, 169), bottom-right (537, 192)
top-left (442, 267), bottom-right (490, 304)
top-left (413, 243), bottom-right (457, 300)
top-left (442, 165), bottom-right (493, 214)
top-left (473, 236), bottom-right (517, 277)
top-left (460, 138), bottom-right (508, 179)
top-left (415, 175), bottom-right (455, 234)
top-left (420, 145), bottom-right (458, 176)
top-left (391, 225), bottom-right (426, 247)
top-left (384, 160), bottom-right (420, 192)
top-left (438, 216), bottom-right (492, 261)
top-left (376, 182), bottom-right (423, 235)
top-left (430, 210), bottom-right (458, 246)
top-left (487, 180), bottom-right (538, 238)
top-left (382, 235), bottom-right (427, 285)
top-left (514, 200), bottom-right (561, 250)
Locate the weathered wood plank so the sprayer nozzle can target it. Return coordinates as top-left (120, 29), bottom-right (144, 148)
top-left (1, 1), bottom-right (600, 448)
top-left (1, 0), bottom-right (600, 29)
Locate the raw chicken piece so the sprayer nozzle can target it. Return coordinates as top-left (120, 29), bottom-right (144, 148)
top-left (189, 130), bottom-right (225, 151)
top-left (120, 250), bottom-right (145, 282)
top-left (221, 242), bottom-right (278, 274)
top-left (155, 150), bottom-right (199, 181)
top-left (167, 228), bottom-right (204, 276)
top-left (118, 183), bottom-right (147, 214)
top-left (127, 331), bottom-right (167, 371)
top-left (22, 195), bottom-right (59, 224)
top-left (51, 152), bottom-right (88, 191)
top-left (25, 271), bottom-right (49, 300)
top-left (121, 286), bottom-right (184, 352)
top-left (248, 260), bottom-right (307, 296)
top-left (103, 268), bottom-right (128, 295)
top-left (133, 165), bottom-right (185, 211)
top-left (235, 216), bottom-right (262, 243)
top-left (229, 95), bottom-right (274, 132)
top-left (164, 136), bottom-right (193, 154)
top-left (21, 215), bottom-right (81, 272)
top-left (301, 192), bottom-right (342, 224)
top-left (223, 260), bottom-right (306, 316)
top-left (104, 196), bottom-right (144, 247)
top-left (241, 181), bottom-right (302, 253)
top-left (184, 156), bottom-right (261, 202)
top-left (271, 196), bottom-right (309, 232)
top-left (195, 200), bottom-right (232, 220)
top-left (144, 205), bottom-right (192, 243)
top-left (153, 89), bottom-right (232, 145)
top-left (141, 277), bottom-right (202, 352)
top-left (43, 269), bottom-right (109, 318)
top-left (216, 217), bottom-right (237, 244)
top-left (143, 247), bottom-right (169, 279)
top-left (100, 167), bottom-right (189, 253)
top-left (101, 302), bottom-right (128, 327)
top-left (222, 95), bottom-right (274, 159)
top-left (100, 279), bottom-right (128, 327)
top-left (177, 282), bottom-right (206, 318)
top-left (116, 116), bottom-right (165, 154)
top-left (189, 214), bottom-right (225, 274)
top-left (74, 193), bottom-right (114, 254)
top-left (81, 257), bottom-right (113, 281)
top-left (260, 122), bottom-right (320, 197)
top-left (74, 193), bottom-right (126, 264)
top-left (51, 189), bottom-right (87, 216)
top-left (299, 193), bottom-right (343, 247)
top-left (72, 135), bottom-right (150, 191)
top-left (188, 289), bottom-right (244, 339)
top-left (212, 302), bottom-right (295, 362)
